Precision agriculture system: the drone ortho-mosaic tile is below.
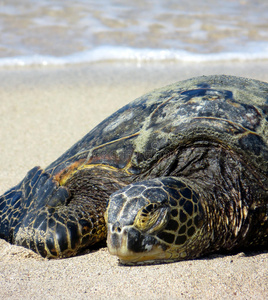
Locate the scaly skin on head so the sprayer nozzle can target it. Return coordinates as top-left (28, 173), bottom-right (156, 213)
top-left (105, 177), bottom-right (212, 264)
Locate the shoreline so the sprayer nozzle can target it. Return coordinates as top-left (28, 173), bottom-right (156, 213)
top-left (0, 61), bottom-right (267, 299)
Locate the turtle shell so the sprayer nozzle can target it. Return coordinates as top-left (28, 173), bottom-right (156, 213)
top-left (46, 75), bottom-right (268, 182)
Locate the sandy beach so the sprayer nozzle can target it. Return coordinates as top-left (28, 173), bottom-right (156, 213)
top-left (0, 61), bottom-right (267, 299)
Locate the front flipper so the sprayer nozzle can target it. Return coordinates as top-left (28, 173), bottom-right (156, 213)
top-left (0, 167), bottom-right (106, 258)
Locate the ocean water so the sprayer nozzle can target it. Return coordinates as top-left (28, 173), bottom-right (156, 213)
top-left (0, 0), bottom-right (268, 66)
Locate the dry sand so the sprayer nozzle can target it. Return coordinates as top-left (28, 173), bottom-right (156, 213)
top-left (0, 61), bottom-right (267, 299)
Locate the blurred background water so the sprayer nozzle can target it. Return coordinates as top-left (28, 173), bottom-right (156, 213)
top-left (0, 0), bottom-right (268, 66)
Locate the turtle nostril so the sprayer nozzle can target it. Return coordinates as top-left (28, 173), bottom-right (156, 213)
top-left (112, 221), bottom-right (122, 233)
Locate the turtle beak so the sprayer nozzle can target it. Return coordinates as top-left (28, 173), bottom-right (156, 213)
top-left (106, 223), bottom-right (169, 264)
top-left (106, 222), bottom-right (129, 257)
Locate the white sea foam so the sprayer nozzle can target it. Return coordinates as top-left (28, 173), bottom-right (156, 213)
top-left (0, 1), bottom-right (268, 67)
top-left (0, 46), bottom-right (267, 67)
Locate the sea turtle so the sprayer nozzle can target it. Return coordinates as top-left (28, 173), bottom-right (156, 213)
top-left (0, 75), bottom-right (267, 264)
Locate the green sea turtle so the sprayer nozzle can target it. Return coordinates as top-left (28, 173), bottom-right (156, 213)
top-left (0, 75), bottom-right (267, 264)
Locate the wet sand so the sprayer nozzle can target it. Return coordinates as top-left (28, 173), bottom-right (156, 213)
top-left (0, 61), bottom-right (267, 299)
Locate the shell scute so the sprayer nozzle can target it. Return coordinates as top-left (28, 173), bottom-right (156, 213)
top-left (44, 75), bottom-right (268, 179)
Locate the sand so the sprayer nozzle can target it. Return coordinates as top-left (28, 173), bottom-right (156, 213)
top-left (0, 61), bottom-right (267, 299)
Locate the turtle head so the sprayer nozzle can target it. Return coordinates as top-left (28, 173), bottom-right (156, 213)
top-left (105, 177), bottom-right (206, 265)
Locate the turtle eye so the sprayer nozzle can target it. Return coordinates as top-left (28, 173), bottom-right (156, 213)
top-left (133, 203), bottom-right (170, 234)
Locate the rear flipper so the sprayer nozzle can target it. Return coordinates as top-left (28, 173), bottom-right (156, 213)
top-left (0, 167), bottom-right (105, 258)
